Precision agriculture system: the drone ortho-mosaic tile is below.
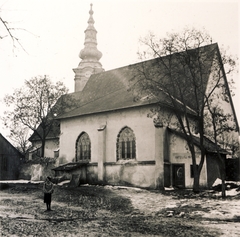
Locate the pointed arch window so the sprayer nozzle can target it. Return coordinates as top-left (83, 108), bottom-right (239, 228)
top-left (76, 132), bottom-right (91, 162)
top-left (117, 127), bottom-right (136, 160)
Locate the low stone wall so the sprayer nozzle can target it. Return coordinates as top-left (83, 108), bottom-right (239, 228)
top-left (19, 162), bottom-right (55, 181)
top-left (52, 161), bottom-right (156, 188)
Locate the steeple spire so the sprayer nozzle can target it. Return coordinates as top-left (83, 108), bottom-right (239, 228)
top-left (73, 4), bottom-right (104, 92)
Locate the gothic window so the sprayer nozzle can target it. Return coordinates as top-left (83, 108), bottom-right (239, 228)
top-left (76, 132), bottom-right (91, 162)
top-left (117, 127), bottom-right (136, 160)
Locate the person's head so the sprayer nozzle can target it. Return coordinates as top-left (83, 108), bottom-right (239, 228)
top-left (46, 176), bottom-right (51, 182)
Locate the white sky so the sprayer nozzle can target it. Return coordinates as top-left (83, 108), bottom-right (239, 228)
top-left (0, 0), bottom-right (239, 138)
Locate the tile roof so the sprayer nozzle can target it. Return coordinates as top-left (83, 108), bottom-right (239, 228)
top-left (58, 43), bottom-right (218, 120)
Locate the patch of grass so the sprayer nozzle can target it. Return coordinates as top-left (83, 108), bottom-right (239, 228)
top-left (54, 186), bottom-right (134, 213)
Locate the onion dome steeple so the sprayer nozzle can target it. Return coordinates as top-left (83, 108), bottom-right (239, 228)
top-left (73, 4), bottom-right (104, 92)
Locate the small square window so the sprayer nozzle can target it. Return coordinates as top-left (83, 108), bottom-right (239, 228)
top-left (54, 150), bottom-right (59, 158)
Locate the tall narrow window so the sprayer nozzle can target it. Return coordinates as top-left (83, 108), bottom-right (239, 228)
top-left (76, 132), bottom-right (91, 162)
top-left (117, 127), bottom-right (136, 160)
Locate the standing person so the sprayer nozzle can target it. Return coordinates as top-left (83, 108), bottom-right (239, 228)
top-left (43, 176), bottom-right (54, 211)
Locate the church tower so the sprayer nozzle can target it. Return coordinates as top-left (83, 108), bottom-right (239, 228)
top-left (73, 4), bottom-right (104, 92)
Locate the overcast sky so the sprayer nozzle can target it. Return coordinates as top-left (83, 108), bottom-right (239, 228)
top-left (0, 0), bottom-right (239, 137)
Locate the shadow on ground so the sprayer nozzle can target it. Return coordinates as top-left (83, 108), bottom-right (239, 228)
top-left (1, 183), bottom-right (236, 236)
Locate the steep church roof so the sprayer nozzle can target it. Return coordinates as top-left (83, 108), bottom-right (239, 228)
top-left (57, 43), bottom-right (219, 120)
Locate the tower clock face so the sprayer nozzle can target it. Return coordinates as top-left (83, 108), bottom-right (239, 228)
top-left (85, 71), bottom-right (91, 78)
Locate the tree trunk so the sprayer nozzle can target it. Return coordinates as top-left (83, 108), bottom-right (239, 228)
top-left (193, 171), bottom-right (200, 193)
top-left (189, 145), bottom-right (201, 193)
top-left (41, 139), bottom-right (45, 157)
top-left (221, 156), bottom-right (226, 198)
top-left (221, 178), bottom-right (226, 198)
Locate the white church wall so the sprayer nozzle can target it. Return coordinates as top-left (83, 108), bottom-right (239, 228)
top-left (105, 163), bottom-right (156, 188)
top-left (59, 105), bottom-right (156, 164)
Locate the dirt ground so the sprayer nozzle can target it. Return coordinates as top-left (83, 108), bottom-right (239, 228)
top-left (0, 183), bottom-right (240, 237)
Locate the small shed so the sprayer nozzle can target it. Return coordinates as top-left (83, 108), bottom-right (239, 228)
top-left (0, 133), bottom-right (23, 180)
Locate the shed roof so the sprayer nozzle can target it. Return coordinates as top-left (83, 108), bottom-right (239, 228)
top-left (0, 133), bottom-right (24, 157)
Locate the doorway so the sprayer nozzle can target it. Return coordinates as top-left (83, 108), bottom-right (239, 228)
top-left (172, 164), bottom-right (185, 188)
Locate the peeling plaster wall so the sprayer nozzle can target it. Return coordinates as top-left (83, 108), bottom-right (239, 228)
top-left (105, 162), bottom-right (156, 188)
top-left (31, 164), bottom-right (43, 181)
top-left (169, 132), bottom-right (208, 188)
top-left (19, 163), bottom-right (55, 181)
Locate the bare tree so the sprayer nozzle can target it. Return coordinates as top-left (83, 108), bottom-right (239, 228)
top-left (0, 12), bottom-right (26, 51)
top-left (8, 123), bottom-right (31, 156)
top-left (131, 28), bottom-right (238, 192)
top-left (205, 100), bottom-right (238, 197)
top-left (2, 75), bottom-right (69, 157)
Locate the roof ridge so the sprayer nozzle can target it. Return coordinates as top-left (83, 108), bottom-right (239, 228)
top-left (98, 43), bottom-right (219, 74)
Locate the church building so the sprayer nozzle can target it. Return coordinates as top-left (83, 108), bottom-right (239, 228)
top-left (32, 4), bottom-right (239, 189)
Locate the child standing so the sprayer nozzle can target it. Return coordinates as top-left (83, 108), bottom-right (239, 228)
top-left (43, 177), bottom-right (54, 211)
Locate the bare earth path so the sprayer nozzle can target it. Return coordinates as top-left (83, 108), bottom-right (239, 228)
top-left (0, 183), bottom-right (240, 236)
